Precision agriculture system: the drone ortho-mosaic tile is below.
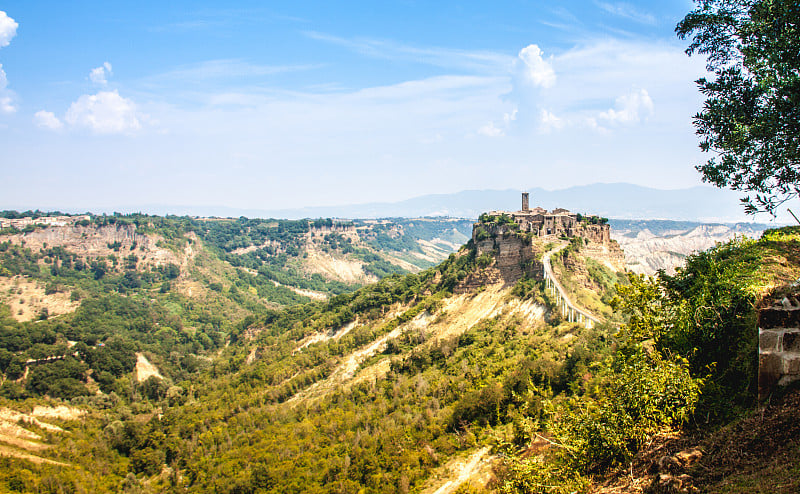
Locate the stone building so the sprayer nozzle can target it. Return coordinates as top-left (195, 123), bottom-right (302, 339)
top-left (479, 193), bottom-right (611, 245)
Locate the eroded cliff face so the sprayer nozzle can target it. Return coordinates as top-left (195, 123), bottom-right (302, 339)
top-left (580, 240), bottom-right (626, 273)
top-left (459, 220), bottom-right (625, 295)
top-left (4, 223), bottom-right (182, 270)
top-left (573, 223), bottom-right (611, 244)
top-left (613, 224), bottom-right (766, 275)
top-left (455, 225), bottom-right (544, 293)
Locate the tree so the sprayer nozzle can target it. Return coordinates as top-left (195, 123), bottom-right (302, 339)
top-left (677, 0), bottom-right (800, 214)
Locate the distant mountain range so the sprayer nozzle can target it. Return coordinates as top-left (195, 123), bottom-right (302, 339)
top-left (257, 184), bottom-right (763, 222)
top-left (16, 183), bottom-right (797, 224)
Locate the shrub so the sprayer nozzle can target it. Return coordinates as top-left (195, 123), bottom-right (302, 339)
top-left (550, 350), bottom-right (700, 473)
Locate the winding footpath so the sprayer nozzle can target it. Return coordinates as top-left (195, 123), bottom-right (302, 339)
top-left (541, 242), bottom-right (601, 328)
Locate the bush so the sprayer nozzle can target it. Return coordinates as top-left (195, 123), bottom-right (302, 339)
top-left (550, 350), bottom-right (700, 473)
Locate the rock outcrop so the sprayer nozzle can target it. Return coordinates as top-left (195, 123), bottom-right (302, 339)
top-left (3, 223), bottom-right (181, 270)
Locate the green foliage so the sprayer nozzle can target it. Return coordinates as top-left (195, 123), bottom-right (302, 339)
top-left (677, 0), bottom-right (800, 214)
top-left (26, 357), bottom-right (91, 399)
top-left (551, 351), bottom-right (699, 473)
top-left (499, 456), bottom-right (588, 494)
top-left (613, 235), bottom-right (774, 417)
top-left (478, 212), bottom-right (519, 230)
top-left (501, 347), bottom-right (701, 490)
top-left (476, 252), bottom-right (493, 268)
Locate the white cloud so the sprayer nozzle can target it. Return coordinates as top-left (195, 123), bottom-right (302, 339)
top-left (517, 44), bottom-right (556, 88)
top-left (0, 95), bottom-right (13, 114)
top-left (65, 90), bottom-right (144, 134)
top-left (539, 109), bottom-right (564, 132)
top-left (89, 62), bottom-right (113, 85)
top-left (34, 110), bottom-right (63, 130)
top-left (478, 109), bottom-right (518, 137)
top-left (478, 121), bottom-right (504, 137)
top-left (0, 11), bottom-right (17, 48)
top-left (598, 88), bottom-right (654, 124)
top-left (0, 64), bottom-right (15, 113)
top-left (0, 12), bottom-right (18, 114)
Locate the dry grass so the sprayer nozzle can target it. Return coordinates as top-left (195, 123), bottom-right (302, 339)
top-left (0, 276), bottom-right (79, 322)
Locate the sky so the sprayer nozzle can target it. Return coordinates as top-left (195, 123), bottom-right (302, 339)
top-left (0, 1), bottom-right (764, 215)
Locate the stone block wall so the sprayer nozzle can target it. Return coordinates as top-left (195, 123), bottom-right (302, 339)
top-left (758, 299), bottom-right (800, 399)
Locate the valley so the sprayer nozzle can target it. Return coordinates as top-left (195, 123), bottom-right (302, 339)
top-left (610, 220), bottom-right (772, 275)
top-left (0, 209), bottom-right (796, 493)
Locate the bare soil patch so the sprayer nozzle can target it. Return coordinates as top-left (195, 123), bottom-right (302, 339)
top-left (423, 447), bottom-right (495, 494)
top-left (0, 405), bottom-right (84, 466)
top-left (135, 353), bottom-right (164, 382)
top-left (31, 405), bottom-right (86, 422)
top-left (0, 276), bottom-right (79, 322)
top-left (303, 246), bottom-right (376, 284)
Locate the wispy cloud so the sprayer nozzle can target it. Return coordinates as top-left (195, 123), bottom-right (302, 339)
top-left (303, 31), bottom-right (512, 73)
top-left (150, 9), bottom-right (309, 33)
top-left (143, 59), bottom-right (321, 85)
top-left (595, 2), bottom-right (657, 25)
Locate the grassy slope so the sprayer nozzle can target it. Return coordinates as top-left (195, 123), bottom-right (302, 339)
top-left (0, 228), bottom-right (621, 493)
top-left (4, 220), bottom-right (794, 493)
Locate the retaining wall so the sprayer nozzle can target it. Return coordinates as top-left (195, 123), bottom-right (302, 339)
top-left (758, 298), bottom-right (800, 399)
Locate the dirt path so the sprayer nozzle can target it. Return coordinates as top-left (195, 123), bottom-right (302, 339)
top-left (292, 321), bottom-right (358, 355)
top-left (286, 315), bottom-right (425, 404)
top-left (0, 409), bottom-right (65, 433)
top-left (424, 447), bottom-right (494, 494)
top-left (0, 445), bottom-right (69, 466)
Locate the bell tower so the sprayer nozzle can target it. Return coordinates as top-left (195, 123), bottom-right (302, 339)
top-left (521, 192), bottom-right (529, 212)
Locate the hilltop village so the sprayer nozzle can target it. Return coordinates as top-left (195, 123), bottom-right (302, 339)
top-left (476, 192), bottom-right (612, 245)
top-left (463, 193), bottom-right (625, 294)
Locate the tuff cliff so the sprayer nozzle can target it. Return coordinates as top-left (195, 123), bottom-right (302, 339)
top-left (3, 222), bottom-right (182, 271)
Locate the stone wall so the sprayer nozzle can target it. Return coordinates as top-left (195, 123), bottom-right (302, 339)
top-left (758, 295), bottom-right (800, 399)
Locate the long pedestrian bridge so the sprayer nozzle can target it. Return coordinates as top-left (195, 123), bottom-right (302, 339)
top-left (541, 243), bottom-right (601, 329)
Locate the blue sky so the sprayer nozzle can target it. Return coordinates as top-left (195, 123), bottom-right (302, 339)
top-left (0, 1), bottom-right (742, 214)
